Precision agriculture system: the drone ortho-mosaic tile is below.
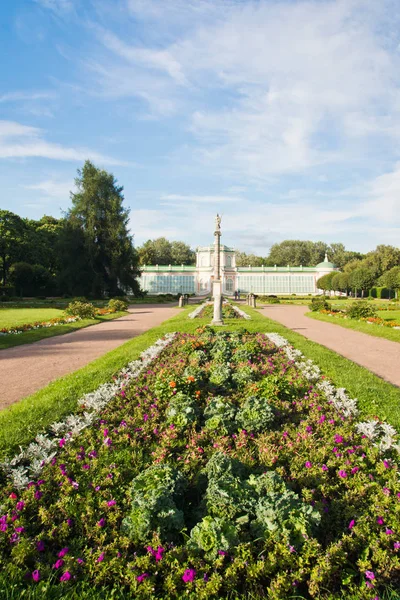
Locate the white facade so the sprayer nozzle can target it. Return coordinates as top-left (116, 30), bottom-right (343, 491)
top-left (140, 245), bottom-right (336, 296)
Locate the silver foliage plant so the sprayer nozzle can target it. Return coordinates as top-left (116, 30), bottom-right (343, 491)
top-left (265, 333), bottom-right (399, 456)
top-left (1, 333), bottom-right (176, 489)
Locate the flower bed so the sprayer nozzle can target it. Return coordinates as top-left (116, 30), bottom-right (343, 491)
top-left (0, 329), bottom-right (399, 599)
top-left (196, 303), bottom-right (244, 319)
top-left (319, 309), bottom-right (400, 329)
top-left (0, 308), bottom-right (118, 337)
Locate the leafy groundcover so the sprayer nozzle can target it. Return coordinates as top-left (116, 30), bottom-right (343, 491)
top-left (0, 329), bottom-right (399, 599)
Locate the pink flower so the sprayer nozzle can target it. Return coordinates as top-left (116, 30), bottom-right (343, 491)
top-left (377, 517), bottom-right (384, 525)
top-left (60, 571), bottom-right (71, 582)
top-left (394, 542), bottom-right (400, 550)
top-left (182, 569), bottom-right (196, 583)
top-left (334, 434), bottom-right (343, 443)
top-left (137, 573), bottom-right (149, 583)
top-left (58, 547), bottom-right (69, 558)
top-left (107, 500), bottom-right (116, 507)
top-left (338, 470), bottom-right (347, 478)
top-left (305, 461), bottom-right (312, 469)
top-left (16, 501), bottom-right (25, 511)
top-left (9, 493), bottom-right (17, 499)
top-left (97, 552), bottom-right (105, 562)
top-left (77, 558), bottom-right (85, 564)
top-left (53, 559), bottom-right (64, 569)
top-left (365, 570), bottom-right (375, 580)
top-left (32, 570), bottom-right (40, 582)
top-left (351, 467), bottom-right (359, 474)
top-left (59, 438), bottom-right (66, 448)
top-left (97, 518), bottom-right (106, 528)
top-left (322, 464), bottom-right (328, 471)
top-left (348, 520), bottom-right (355, 530)
top-left (385, 529), bottom-right (393, 535)
top-left (383, 459), bottom-right (390, 469)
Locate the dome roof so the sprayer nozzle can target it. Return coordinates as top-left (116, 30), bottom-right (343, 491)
top-left (316, 253), bottom-right (335, 269)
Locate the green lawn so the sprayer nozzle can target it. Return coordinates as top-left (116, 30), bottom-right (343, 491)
top-left (1, 304), bottom-right (399, 462)
top-left (307, 310), bottom-right (400, 343)
top-left (0, 311), bottom-right (127, 351)
top-left (0, 307), bottom-right (64, 328)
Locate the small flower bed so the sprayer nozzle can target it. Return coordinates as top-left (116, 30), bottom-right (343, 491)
top-left (319, 309), bottom-right (400, 329)
top-left (197, 303), bottom-right (244, 319)
top-left (0, 316), bottom-right (82, 336)
top-left (0, 329), bottom-right (399, 599)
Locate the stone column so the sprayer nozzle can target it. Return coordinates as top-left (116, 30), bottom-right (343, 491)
top-left (212, 214), bottom-right (224, 326)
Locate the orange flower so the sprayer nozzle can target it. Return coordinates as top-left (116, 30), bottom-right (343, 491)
top-left (195, 390), bottom-right (201, 398)
top-left (186, 376), bottom-right (195, 383)
top-left (169, 381), bottom-right (176, 388)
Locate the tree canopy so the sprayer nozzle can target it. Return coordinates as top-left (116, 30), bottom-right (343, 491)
top-left (137, 238), bottom-right (195, 266)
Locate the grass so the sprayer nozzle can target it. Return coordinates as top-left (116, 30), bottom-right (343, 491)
top-left (307, 310), bottom-right (400, 343)
top-left (0, 311), bottom-right (127, 351)
top-left (0, 308), bottom-right (64, 327)
top-left (1, 304), bottom-right (399, 462)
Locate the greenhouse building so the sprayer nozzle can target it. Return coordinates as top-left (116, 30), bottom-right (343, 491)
top-left (139, 244), bottom-right (336, 296)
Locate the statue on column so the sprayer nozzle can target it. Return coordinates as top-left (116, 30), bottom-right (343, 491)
top-left (215, 213), bottom-right (221, 232)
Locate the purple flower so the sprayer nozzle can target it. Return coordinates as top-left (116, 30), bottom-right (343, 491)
top-left (77, 558), bottom-right (85, 564)
top-left (305, 461), bottom-right (312, 469)
top-left (377, 516), bottom-right (384, 525)
top-left (53, 559), bottom-right (64, 569)
top-left (334, 434), bottom-right (343, 443)
top-left (58, 547), bottom-right (69, 558)
top-left (351, 466), bottom-right (359, 474)
top-left (338, 470), bottom-right (347, 478)
top-left (143, 414), bottom-right (149, 422)
top-left (365, 570), bottom-right (375, 580)
top-left (348, 520), bottom-right (355, 530)
top-left (60, 571), bottom-right (71, 582)
top-left (16, 501), bottom-right (25, 511)
top-left (59, 438), bottom-right (66, 448)
top-left (385, 529), bottom-right (393, 535)
top-left (218, 550), bottom-right (227, 556)
top-left (137, 573), bottom-right (149, 583)
top-left (15, 527), bottom-right (25, 533)
top-left (322, 464), bottom-right (328, 471)
top-left (383, 459), bottom-right (390, 469)
top-left (66, 519), bottom-right (73, 527)
top-left (34, 491), bottom-right (43, 500)
top-left (97, 518), bottom-right (106, 528)
top-left (107, 500), bottom-right (116, 507)
top-left (203, 573), bottom-right (209, 582)
top-left (97, 552), bottom-right (105, 562)
top-left (394, 542), bottom-right (400, 550)
top-left (32, 570), bottom-right (40, 582)
top-left (182, 569), bottom-right (196, 583)
top-left (36, 540), bottom-right (45, 552)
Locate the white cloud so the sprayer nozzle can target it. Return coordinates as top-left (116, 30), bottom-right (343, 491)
top-left (23, 179), bottom-right (73, 199)
top-left (160, 194), bottom-right (241, 204)
top-left (0, 120), bottom-right (130, 165)
top-left (34, 0), bottom-right (74, 15)
top-left (0, 91), bottom-right (56, 103)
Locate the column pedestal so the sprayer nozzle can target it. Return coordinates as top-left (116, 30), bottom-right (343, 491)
top-left (212, 279), bottom-right (224, 326)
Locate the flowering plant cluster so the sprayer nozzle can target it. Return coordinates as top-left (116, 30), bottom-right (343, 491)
top-left (319, 309), bottom-right (400, 329)
top-left (197, 303), bottom-right (245, 319)
top-left (0, 329), bottom-right (399, 599)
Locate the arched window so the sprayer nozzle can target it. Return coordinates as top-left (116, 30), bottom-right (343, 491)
top-left (226, 255), bottom-right (232, 267)
top-left (226, 278), bottom-right (233, 292)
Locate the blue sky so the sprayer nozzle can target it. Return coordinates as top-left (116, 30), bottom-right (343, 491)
top-left (1, 0), bottom-right (400, 254)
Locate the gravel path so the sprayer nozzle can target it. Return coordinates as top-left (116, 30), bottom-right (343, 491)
top-left (259, 304), bottom-right (400, 387)
top-left (0, 304), bottom-right (180, 409)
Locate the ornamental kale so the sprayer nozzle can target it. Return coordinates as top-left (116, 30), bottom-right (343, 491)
top-left (235, 395), bottom-right (275, 433)
top-left (188, 516), bottom-right (238, 559)
top-left (203, 396), bottom-right (237, 435)
top-left (166, 392), bottom-right (198, 428)
top-left (122, 464), bottom-right (186, 542)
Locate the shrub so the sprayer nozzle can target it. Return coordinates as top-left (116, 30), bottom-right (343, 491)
top-left (235, 395), bottom-right (275, 433)
top-left (108, 298), bottom-right (128, 312)
top-left (309, 297), bottom-right (331, 312)
top-left (346, 302), bottom-right (377, 320)
top-left (64, 301), bottom-right (97, 319)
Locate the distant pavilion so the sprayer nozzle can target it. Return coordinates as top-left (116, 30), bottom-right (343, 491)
top-left (139, 245), bottom-right (336, 296)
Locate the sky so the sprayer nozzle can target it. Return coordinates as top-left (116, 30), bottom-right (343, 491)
top-left (1, 0), bottom-right (400, 254)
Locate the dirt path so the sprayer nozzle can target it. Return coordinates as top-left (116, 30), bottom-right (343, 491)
top-left (0, 304), bottom-right (180, 409)
top-left (259, 304), bottom-right (400, 387)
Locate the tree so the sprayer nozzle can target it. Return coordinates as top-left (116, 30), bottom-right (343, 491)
top-left (170, 241), bottom-right (195, 265)
top-left (0, 210), bottom-right (27, 286)
top-left (379, 266), bottom-right (400, 299)
top-left (235, 251), bottom-right (265, 267)
top-left (349, 267), bottom-right (375, 298)
top-left (331, 272), bottom-right (350, 296)
top-left (317, 273), bottom-right (336, 295)
top-left (363, 245), bottom-right (400, 279)
top-left (68, 161), bottom-right (139, 296)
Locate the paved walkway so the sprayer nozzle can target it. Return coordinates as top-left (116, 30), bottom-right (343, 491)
top-left (259, 304), bottom-right (400, 387)
top-left (0, 304), bottom-right (180, 410)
